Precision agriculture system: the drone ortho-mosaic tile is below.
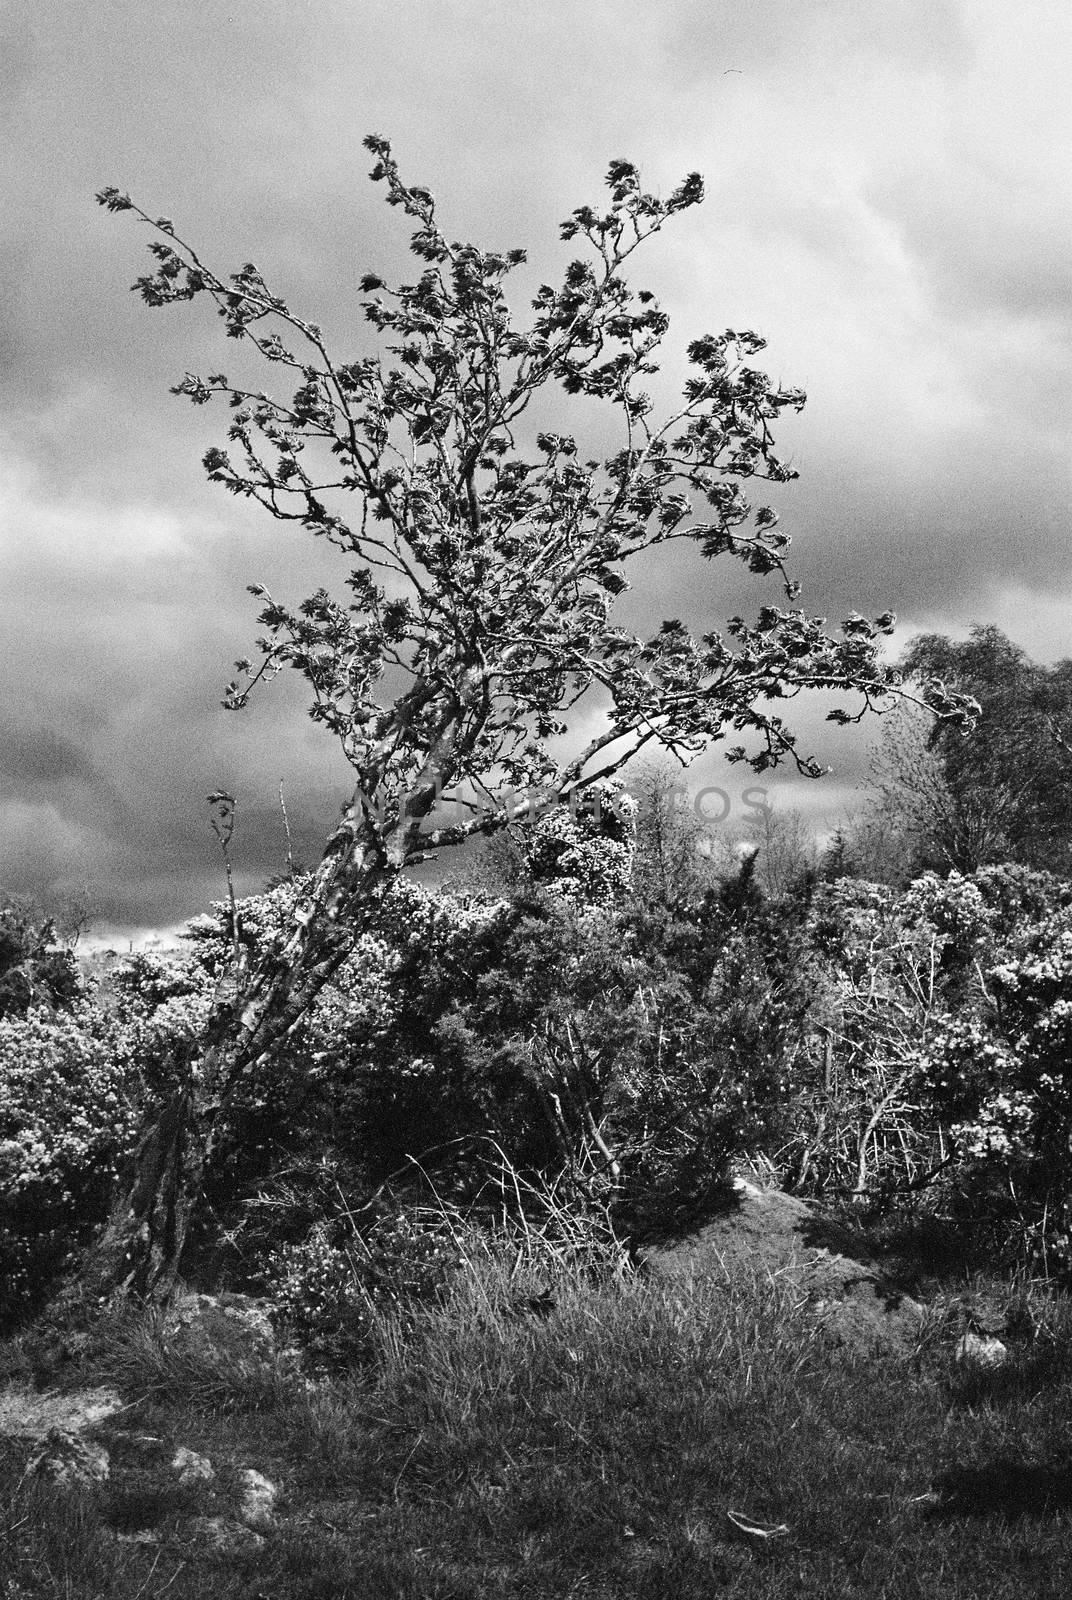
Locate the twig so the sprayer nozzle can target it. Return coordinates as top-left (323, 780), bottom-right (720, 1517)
top-left (207, 790), bottom-right (241, 968)
top-left (279, 778), bottom-right (296, 877)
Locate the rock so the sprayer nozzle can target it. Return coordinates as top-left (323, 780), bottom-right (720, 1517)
top-left (955, 1330), bottom-right (1009, 1370)
top-left (237, 1467), bottom-right (279, 1529)
top-left (0, 1382), bottom-right (123, 1441)
top-left (637, 1177), bottom-right (924, 1357)
top-left (171, 1445), bottom-right (215, 1483)
top-left (27, 1428), bottom-right (110, 1488)
top-left (161, 1292), bottom-right (278, 1369)
top-left (188, 1515), bottom-right (265, 1557)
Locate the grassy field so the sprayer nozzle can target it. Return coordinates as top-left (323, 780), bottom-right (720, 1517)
top-left (3, 1233), bottom-right (1072, 1599)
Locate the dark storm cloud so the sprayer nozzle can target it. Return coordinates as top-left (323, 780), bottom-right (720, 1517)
top-left (0, 720), bottom-right (100, 792)
top-left (1, 0), bottom-right (1070, 935)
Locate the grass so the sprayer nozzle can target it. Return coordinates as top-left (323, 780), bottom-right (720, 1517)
top-left (5, 1220), bottom-right (1072, 1598)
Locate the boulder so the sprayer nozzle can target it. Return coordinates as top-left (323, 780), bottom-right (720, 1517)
top-left (0, 1382), bottom-right (123, 1441)
top-left (637, 1177), bottom-right (924, 1356)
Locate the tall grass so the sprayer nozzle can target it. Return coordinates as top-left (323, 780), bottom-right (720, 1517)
top-left (6, 1189), bottom-right (1072, 1597)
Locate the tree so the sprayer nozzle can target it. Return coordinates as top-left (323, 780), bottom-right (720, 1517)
top-left (628, 760), bottom-right (726, 914)
top-left (850, 701), bottom-right (958, 883)
top-left (741, 803), bottom-right (820, 898)
top-left (869, 626), bottom-right (1072, 876)
top-left (0, 897), bottom-right (82, 1019)
top-left (74, 137), bottom-right (969, 1310)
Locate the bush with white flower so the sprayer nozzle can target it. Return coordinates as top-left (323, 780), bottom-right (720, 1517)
top-left (783, 872), bottom-right (1004, 1208)
top-left (268, 1208), bottom-right (462, 1367)
top-left (113, 876), bottom-right (514, 1279)
top-left (971, 863), bottom-right (1072, 935)
top-left (898, 871), bottom-right (993, 967)
top-left (525, 786), bottom-right (637, 910)
top-left (0, 1004), bottom-right (141, 1322)
top-left (880, 884), bottom-right (1072, 1263)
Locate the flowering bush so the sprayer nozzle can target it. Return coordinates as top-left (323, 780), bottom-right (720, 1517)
top-left (959, 907), bottom-right (1072, 1260)
top-left (805, 878), bottom-right (896, 962)
top-left (181, 875), bottom-right (311, 978)
top-left (898, 871), bottom-right (992, 967)
top-left (919, 1014), bottom-right (1018, 1122)
top-left (950, 1089), bottom-right (1035, 1161)
top-left (105, 878), bottom-right (512, 1278)
top-left (525, 787), bottom-right (637, 910)
top-left (785, 866), bottom-right (1072, 1266)
top-left (268, 1208), bottom-right (462, 1367)
top-left (780, 874), bottom-right (983, 1206)
top-left (971, 863), bottom-right (1072, 933)
top-left (0, 1005), bottom-right (141, 1322)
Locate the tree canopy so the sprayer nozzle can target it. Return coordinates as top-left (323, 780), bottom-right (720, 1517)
top-left (880, 626), bottom-right (1072, 875)
top-left (99, 137), bottom-right (965, 868)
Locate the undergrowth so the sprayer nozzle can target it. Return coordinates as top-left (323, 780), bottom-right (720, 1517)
top-left (5, 1197), bottom-right (1072, 1598)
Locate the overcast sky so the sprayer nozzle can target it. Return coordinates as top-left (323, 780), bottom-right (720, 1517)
top-left (1, 0), bottom-right (1070, 939)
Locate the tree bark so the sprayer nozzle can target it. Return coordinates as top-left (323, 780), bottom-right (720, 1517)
top-left (55, 805), bottom-right (400, 1320)
top-left (65, 1082), bottom-right (206, 1310)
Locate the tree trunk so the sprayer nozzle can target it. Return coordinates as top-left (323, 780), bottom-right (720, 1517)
top-left (63, 1082), bottom-right (206, 1311)
top-left (54, 697), bottom-right (467, 1319)
top-left (55, 810), bottom-right (397, 1319)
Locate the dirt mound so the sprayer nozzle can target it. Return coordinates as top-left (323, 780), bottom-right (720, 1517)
top-left (638, 1178), bottom-right (924, 1356)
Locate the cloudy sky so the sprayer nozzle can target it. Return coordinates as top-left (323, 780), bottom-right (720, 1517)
top-left (1, 0), bottom-right (1069, 939)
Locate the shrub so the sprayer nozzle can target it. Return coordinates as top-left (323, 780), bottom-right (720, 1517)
top-left (898, 870), bottom-right (993, 969)
top-left (78, 880), bottom-right (514, 1286)
top-left (772, 865), bottom-right (1072, 1269)
top-left (269, 1207), bottom-right (463, 1368)
top-left (0, 1006), bottom-right (140, 1322)
top-left (970, 862), bottom-right (1072, 934)
top-left (0, 899), bottom-right (83, 1018)
top-left (962, 905), bottom-right (1072, 1266)
top-left (776, 875), bottom-right (970, 1208)
top-left (525, 786), bottom-right (638, 910)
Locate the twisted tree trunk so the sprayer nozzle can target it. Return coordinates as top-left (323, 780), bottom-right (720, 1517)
top-left (70, 1080), bottom-right (206, 1308)
top-left (54, 690), bottom-right (481, 1318)
top-left (56, 805), bottom-right (403, 1320)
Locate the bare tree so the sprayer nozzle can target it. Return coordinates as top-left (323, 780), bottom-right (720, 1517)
top-left (741, 804), bottom-right (820, 898)
top-left (629, 760), bottom-right (725, 912)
